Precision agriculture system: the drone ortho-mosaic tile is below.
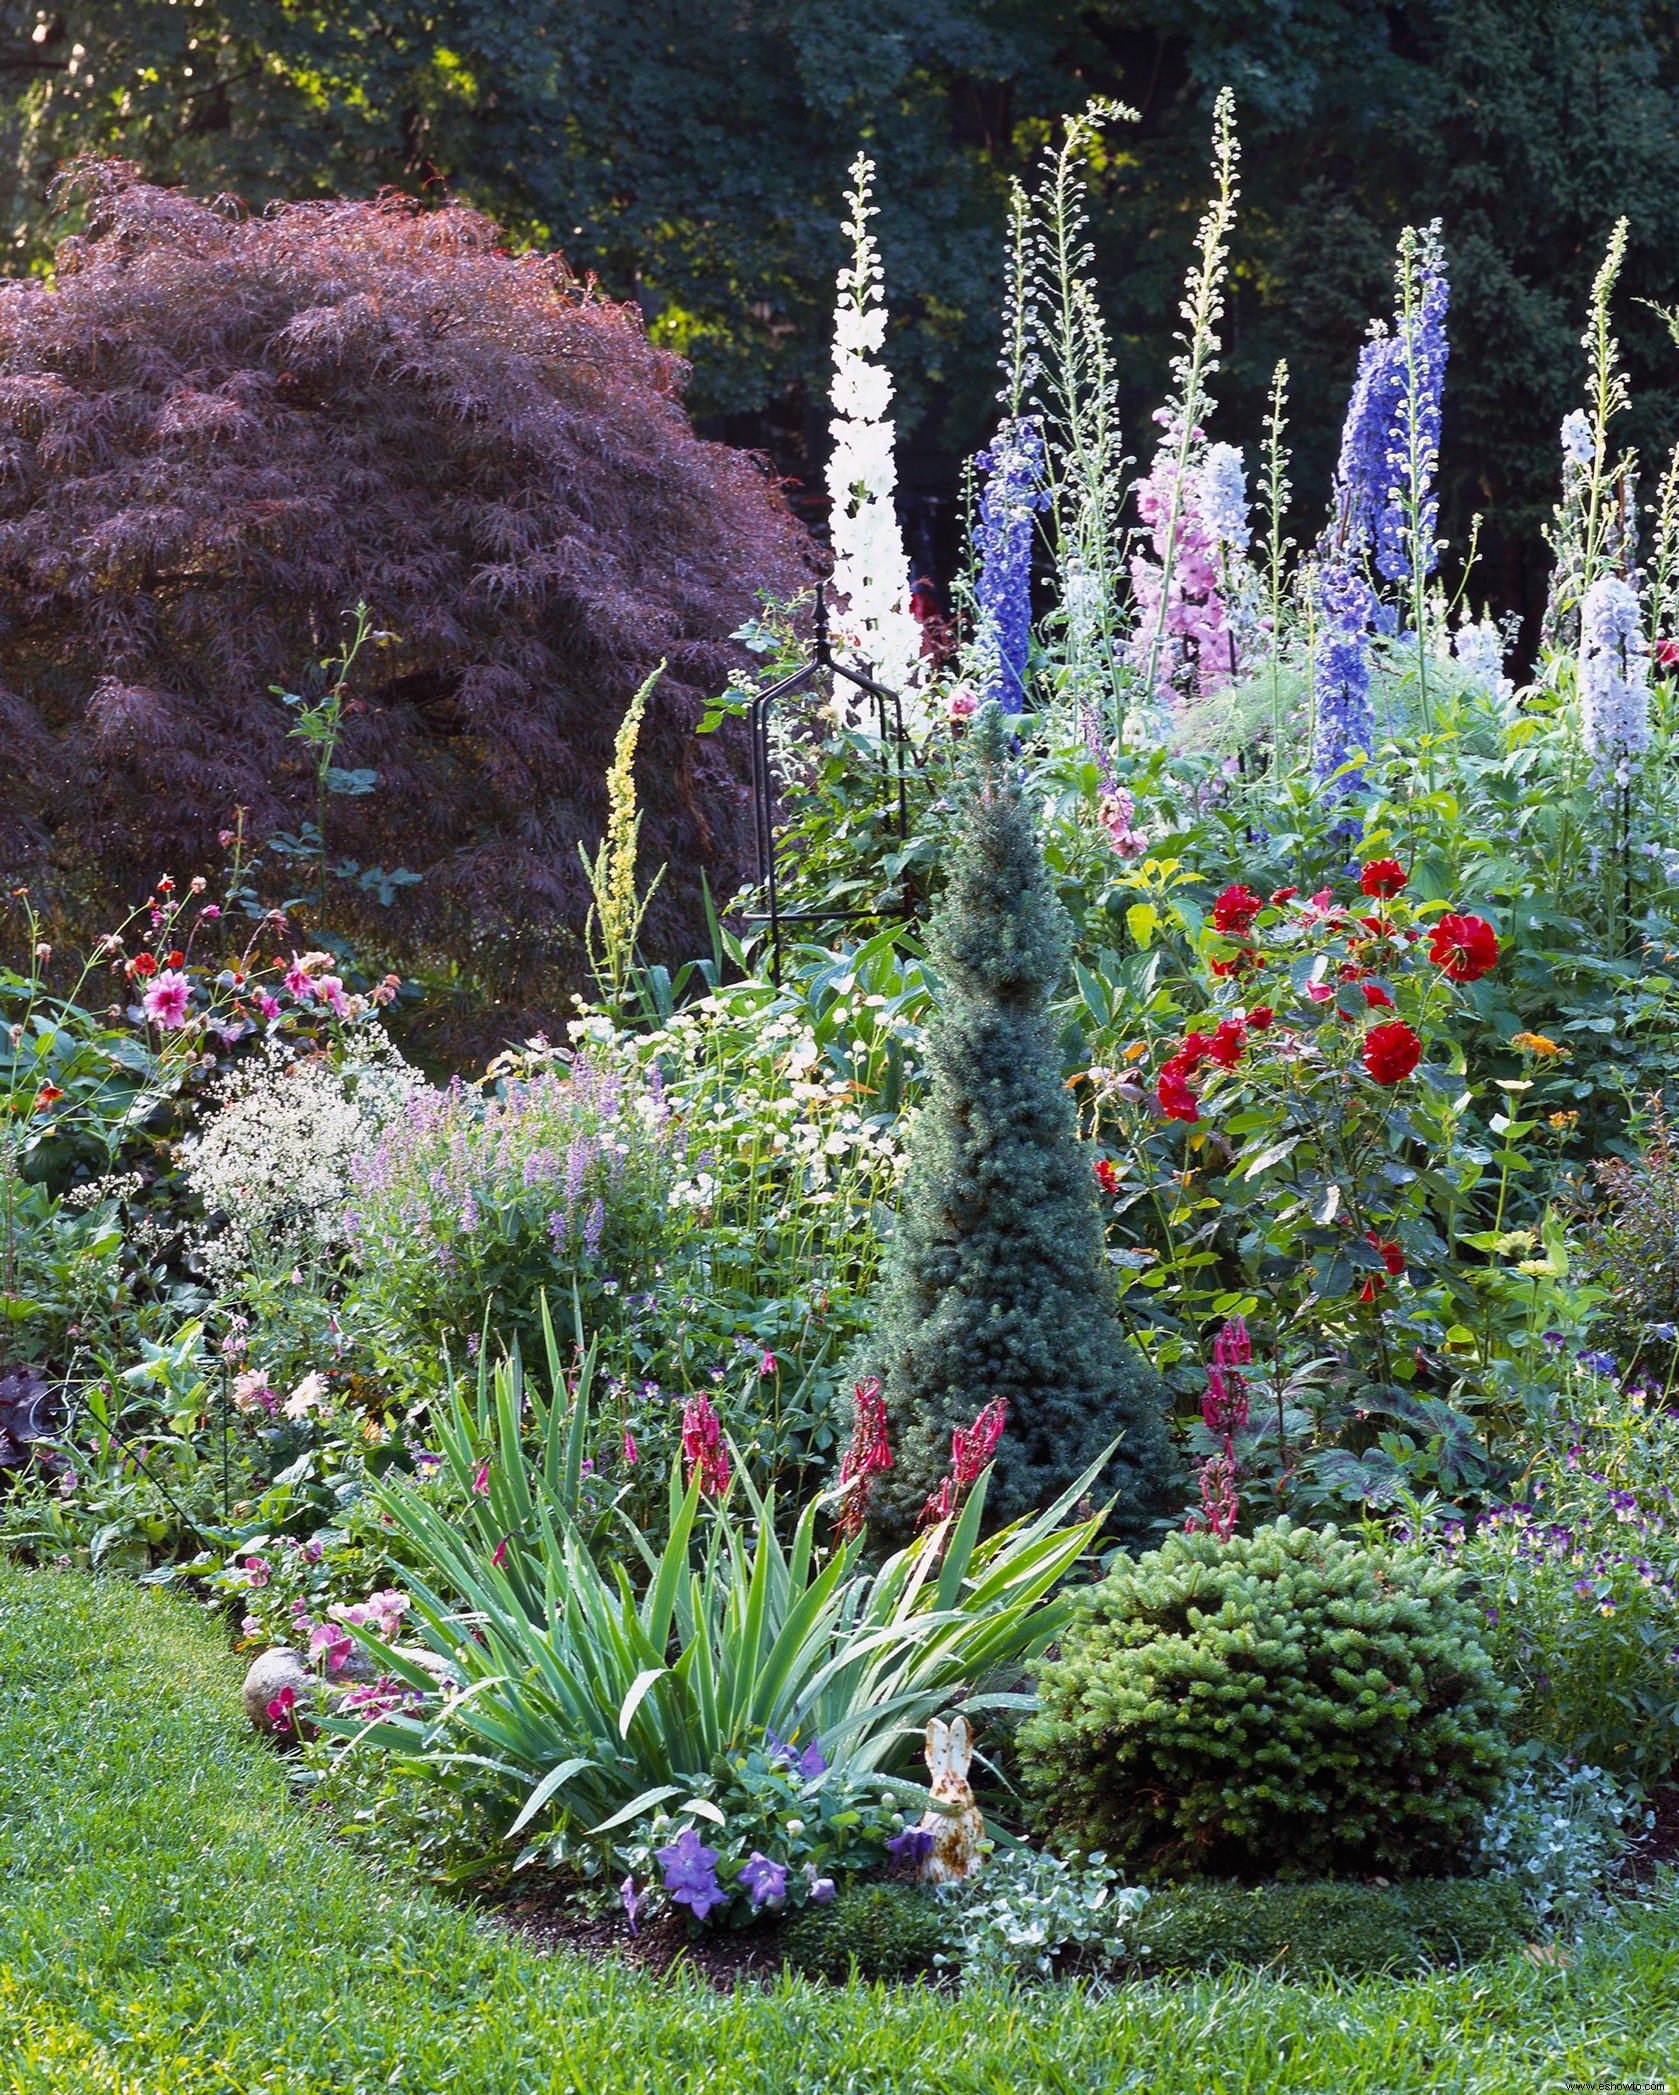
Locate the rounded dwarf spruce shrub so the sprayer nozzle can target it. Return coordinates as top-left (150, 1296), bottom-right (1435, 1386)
top-left (1020, 1518), bottom-right (1515, 1880)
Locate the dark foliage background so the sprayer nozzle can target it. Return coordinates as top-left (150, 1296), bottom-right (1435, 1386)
top-left (2, 3), bottom-right (1676, 634)
top-left (0, 162), bottom-right (813, 1024)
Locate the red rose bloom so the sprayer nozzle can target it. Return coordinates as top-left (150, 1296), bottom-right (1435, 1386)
top-left (1211, 884), bottom-right (1263, 936)
top-left (1360, 858), bottom-right (1407, 898)
top-left (1247, 1006), bottom-right (1274, 1030)
top-left (1157, 1065), bottom-right (1200, 1122)
top-left (1362, 983), bottom-right (1394, 1010)
top-left (1363, 1020), bottom-right (1422, 1085)
top-left (1209, 1017), bottom-right (1247, 1069)
top-left (1094, 1157), bottom-right (1121, 1196)
top-left (1429, 912), bottom-right (1499, 982)
top-left (1173, 1031), bottom-right (1215, 1075)
top-left (1655, 638), bottom-right (1679, 669)
top-left (1269, 887), bottom-right (1298, 906)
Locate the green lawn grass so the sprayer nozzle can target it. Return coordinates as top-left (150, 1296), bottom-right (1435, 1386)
top-left (2, 1563), bottom-right (1677, 2095)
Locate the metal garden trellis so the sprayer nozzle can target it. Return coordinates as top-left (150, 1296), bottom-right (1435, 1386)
top-left (742, 585), bottom-right (914, 982)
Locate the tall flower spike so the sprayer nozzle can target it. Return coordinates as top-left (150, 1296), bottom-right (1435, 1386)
top-left (1374, 225), bottom-right (1449, 586)
top-left (825, 153), bottom-right (922, 723)
top-left (1312, 559), bottom-right (1377, 796)
top-left (972, 419), bottom-right (1047, 713)
top-left (1579, 574), bottom-right (1651, 774)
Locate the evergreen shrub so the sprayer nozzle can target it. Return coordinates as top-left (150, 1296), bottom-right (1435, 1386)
top-left (1020, 1518), bottom-right (1515, 1879)
top-left (862, 705), bottom-right (1173, 1541)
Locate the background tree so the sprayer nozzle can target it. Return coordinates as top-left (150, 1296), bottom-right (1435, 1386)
top-left (862, 704), bottom-right (1175, 1546)
top-left (0, 161), bottom-right (812, 1043)
top-left (3, 3), bottom-right (1675, 628)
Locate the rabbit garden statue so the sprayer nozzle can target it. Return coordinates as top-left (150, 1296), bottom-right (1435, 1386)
top-left (916, 1713), bottom-right (986, 1883)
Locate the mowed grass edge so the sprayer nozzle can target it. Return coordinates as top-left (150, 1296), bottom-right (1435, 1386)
top-left (0, 1563), bottom-right (1674, 2095)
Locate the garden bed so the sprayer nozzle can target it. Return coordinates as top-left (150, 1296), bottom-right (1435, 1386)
top-left (4, 1563), bottom-right (1676, 2095)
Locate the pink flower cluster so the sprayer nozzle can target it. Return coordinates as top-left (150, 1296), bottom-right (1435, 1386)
top-left (1129, 413), bottom-right (1235, 712)
top-left (1187, 1316), bottom-right (1250, 1542)
top-left (918, 1396), bottom-right (1008, 1533)
top-left (681, 1392), bottom-right (731, 1498)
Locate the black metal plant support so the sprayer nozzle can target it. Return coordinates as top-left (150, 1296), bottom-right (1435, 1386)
top-left (742, 584), bottom-right (913, 983)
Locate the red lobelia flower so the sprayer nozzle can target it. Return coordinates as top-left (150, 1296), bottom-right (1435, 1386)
top-left (1358, 1233), bottom-right (1406, 1301)
top-left (1428, 912), bottom-right (1499, 982)
top-left (1362, 1020), bottom-right (1422, 1085)
top-left (1360, 858), bottom-right (1407, 898)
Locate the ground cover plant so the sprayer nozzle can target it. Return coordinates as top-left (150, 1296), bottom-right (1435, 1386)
top-left (7, 79), bottom-right (1679, 2080)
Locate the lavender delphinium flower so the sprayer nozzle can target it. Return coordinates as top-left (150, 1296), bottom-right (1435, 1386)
top-left (1199, 442), bottom-right (1250, 555)
top-left (655, 1827), bottom-right (728, 1921)
top-left (972, 417), bottom-right (1046, 713)
top-left (1312, 559), bottom-right (1378, 795)
top-left (1579, 574), bottom-right (1651, 773)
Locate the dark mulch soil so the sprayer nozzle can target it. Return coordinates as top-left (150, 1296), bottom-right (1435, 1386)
top-left (1618, 1782), bottom-right (1679, 1888)
top-left (489, 1883), bottom-right (793, 1992)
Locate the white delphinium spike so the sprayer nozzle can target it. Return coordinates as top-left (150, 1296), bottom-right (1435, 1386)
top-left (1579, 573), bottom-right (1651, 773)
top-left (1453, 616), bottom-right (1513, 703)
top-left (1199, 442), bottom-right (1250, 555)
top-left (825, 154), bottom-right (922, 725)
top-left (1560, 410), bottom-right (1595, 469)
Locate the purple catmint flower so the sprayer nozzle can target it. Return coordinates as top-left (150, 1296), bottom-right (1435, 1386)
top-left (738, 1852), bottom-right (789, 1910)
top-left (972, 417), bottom-right (1047, 713)
top-left (655, 1826), bottom-right (727, 1921)
top-left (1312, 558), bottom-right (1377, 796)
top-left (583, 1198), bottom-right (605, 1258)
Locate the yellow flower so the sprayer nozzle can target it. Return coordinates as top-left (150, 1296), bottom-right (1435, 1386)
top-left (1511, 1031), bottom-right (1569, 1060)
top-left (1548, 1110), bottom-right (1580, 1133)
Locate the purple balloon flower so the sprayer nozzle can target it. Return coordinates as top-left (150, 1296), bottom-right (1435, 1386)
top-left (655, 1826), bottom-right (727, 1921)
top-left (886, 1825), bottom-right (934, 1867)
top-left (738, 1851), bottom-right (788, 1910)
top-left (620, 1874), bottom-right (641, 1937)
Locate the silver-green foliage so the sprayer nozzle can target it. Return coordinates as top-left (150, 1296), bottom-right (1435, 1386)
top-left (940, 1848), bottom-right (1149, 1983)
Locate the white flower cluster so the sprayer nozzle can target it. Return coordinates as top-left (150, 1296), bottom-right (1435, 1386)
top-left (1453, 615), bottom-right (1513, 703)
top-left (1198, 442), bottom-right (1250, 554)
top-left (825, 154), bottom-right (924, 727)
top-left (1579, 572), bottom-right (1651, 771)
top-left (187, 1036), bottom-right (414, 1285)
